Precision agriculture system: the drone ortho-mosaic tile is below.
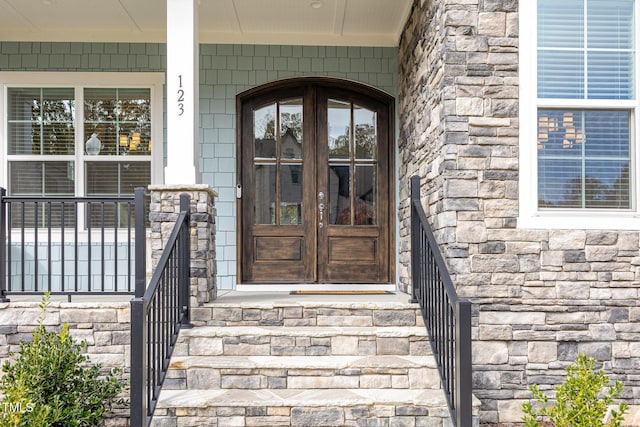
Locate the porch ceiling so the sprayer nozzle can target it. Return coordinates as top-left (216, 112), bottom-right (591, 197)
top-left (0, 0), bottom-right (412, 46)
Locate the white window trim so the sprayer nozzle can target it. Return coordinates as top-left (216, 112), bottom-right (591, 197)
top-left (0, 72), bottom-right (165, 193)
top-left (518, 0), bottom-right (640, 230)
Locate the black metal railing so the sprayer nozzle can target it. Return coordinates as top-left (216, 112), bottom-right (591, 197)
top-left (410, 175), bottom-right (472, 427)
top-left (0, 187), bottom-right (146, 302)
top-left (130, 193), bottom-right (191, 427)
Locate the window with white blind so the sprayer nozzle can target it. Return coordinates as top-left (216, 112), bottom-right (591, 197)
top-left (0, 72), bottom-right (163, 226)
top-left (519, 0), bottom-right (639, 229)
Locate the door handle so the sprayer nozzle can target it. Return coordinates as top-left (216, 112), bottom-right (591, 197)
top-left (319, 203), bottom-right (325, 228)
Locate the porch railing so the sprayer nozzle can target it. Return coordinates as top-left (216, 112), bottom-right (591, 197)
top-left (0, 187), bottom-right (146, 302)
top-left (130, 193), bottom-right (191, 427)
top-left (410, 175), bottom-right (473, 427)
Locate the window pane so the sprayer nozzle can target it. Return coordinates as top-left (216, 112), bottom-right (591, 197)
top-left (86, 162), bottom-right (150, 196)
top-left (280, 164), bottom-right (302, 225)
top-left (85, 161), bottom-right (150, 227)
top-left (328, 99), bottom-right (351, 159)
top-left (585, 160), bottom-right (630, 208)
top-left (280, 99), bottom-right (303, 160)
top-left (539, 159), bottom-right (582, 208)
top-left (587, 51), bottom-right (634, 100)
top-left (588, 0), bottom-right (634, 49)
top-left (8, 88), bottom-right (75, 155)
top-left (329, 165), bottom-right (351, 225)
top-left (538, 0), bottom-right (584, 49)
top-left (354, 105), bottom-right (377, 159)
top-left (254, 164), bottom-right (276, 224)
top-left (538, 0), bottom-right (635, 101)
top-left (538, 110), bottom-right (630, 209)
top-left (9, 161), bottom-right (74, 196)
top-left (583, 111), bottom-right (629, 157)
top-left (84, 88), bottom-right (151, 156)
top-left (355, 165), bottom-right (376, 225)
top-left (538, 50), bottom-right (584, 99)
top-left (254, 104), bottom-right (276, 159)
top-left (537, 110), bottom-right (584, 156)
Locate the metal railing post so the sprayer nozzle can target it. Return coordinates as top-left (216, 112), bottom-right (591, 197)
top-left (0, 188), bottom-right (8, 302)
top-left (179, 193), bottom-right (191, 327)
top-left (130, 297), bottom-right (148, 427)
top-left (456, 299), bottom-right (473, 427)
top-left (134, 187), bottom-right (146, 298)
top-left (410, 176), bottom-right (421, 304)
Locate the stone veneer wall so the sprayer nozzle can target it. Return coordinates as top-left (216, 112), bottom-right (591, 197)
top-left (398, 0), bottom-right (640, 425)
top-left (0, 301), bottom-right (131, 426)
top-left (149, 185), bottom-right (218, 306)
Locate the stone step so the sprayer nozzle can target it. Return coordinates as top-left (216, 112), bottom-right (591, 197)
top-left (191, 301), bottom-right (425, 328)
top-left (163, 355), bottom-right (441, 391)
top-left (173, 326), bottom-right (431, 357)
top-left (150, 388), bottom-right (452, 427)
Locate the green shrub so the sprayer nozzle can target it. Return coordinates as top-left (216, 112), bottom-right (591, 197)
top-left (522, 353), bottom-right (629, 427)
top-left (0, 294), bottom-right (126, 426)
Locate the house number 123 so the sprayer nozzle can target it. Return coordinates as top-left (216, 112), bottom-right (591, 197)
top-left (177, 75), bottom-right (185, 116)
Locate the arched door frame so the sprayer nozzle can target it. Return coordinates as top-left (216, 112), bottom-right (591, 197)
top-left (236, 77), bottom-right (395, 286)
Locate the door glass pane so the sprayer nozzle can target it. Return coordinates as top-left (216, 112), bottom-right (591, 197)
top-left (354, 105), bottom-right (377, 159)
top-left (280, 164), bottom-right (303, 225)
top-left (328, 99), bottom-right (351, 159)
top-left (254, 164), bottom-right (276, 224)
top-left (329, 165), bottom-right (351, 225)
top-left (355, 165), bottom-right (376, 225)
top-left (254, 103), bottom-right (276, 159)
top-left (280, 99), bottom-right (303, 160)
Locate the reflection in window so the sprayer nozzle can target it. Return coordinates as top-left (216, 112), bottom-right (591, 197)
top-left (280, 164), bottom-right (303, 225)
top-left (329, 165), bottom-right (351, 225)
top-left (327, 99), bottom-right (378, 225)
top-left (537, 110), bottom-right (630, 209)
top-left (253, 98), bottom-right (303, 225)
top-left (84, 88), bottom-right (151, 156)
top-left (8, 88), bottom-right (75, 155)
top-left (254, 164), bottom-right (277, 224)
top-left (355, 166), bottom-right (376, 225)
top-left (328, 100), bottom-right (351, 159)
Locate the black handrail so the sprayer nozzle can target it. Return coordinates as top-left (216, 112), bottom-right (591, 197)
top-left (410, 175), bottom-right (473, 427)
top-left (0, 188), bottom-right (142, 302)
top-left (130, 193), bottom-right (191, 427)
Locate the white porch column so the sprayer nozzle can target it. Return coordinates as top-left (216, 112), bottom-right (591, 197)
top-left (165, 0), bottom-right (200, 184)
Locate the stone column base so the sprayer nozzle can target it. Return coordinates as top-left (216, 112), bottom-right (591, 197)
top-left (149, 184), bottom-right (218, 306)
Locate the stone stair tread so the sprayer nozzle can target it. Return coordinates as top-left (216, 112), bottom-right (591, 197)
top-left (155, 388), bottom-right (449, 409)
top-left (168, 354), bottom-right (437, 370)
top-left (206, 301), bottom-right (419, 309)
top-left (179, 325), bottom-right (429, 338)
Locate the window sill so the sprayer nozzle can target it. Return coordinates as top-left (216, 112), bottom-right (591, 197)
top-left (518, 211), bottom-right (640, 230)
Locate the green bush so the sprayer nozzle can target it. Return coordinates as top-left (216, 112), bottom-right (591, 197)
top-left (0, 294), bottom-right (126, 426)
top-left (522, 353), bottom-right (629, 427)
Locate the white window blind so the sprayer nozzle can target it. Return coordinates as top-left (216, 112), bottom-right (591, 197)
top-left (537, 0), bottom-right (635, 210)
top-left (538, 0), bottom-right (635, 100)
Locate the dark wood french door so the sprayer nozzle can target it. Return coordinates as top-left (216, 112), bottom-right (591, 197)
top-left (238, 79), bottom-right (394, 284)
